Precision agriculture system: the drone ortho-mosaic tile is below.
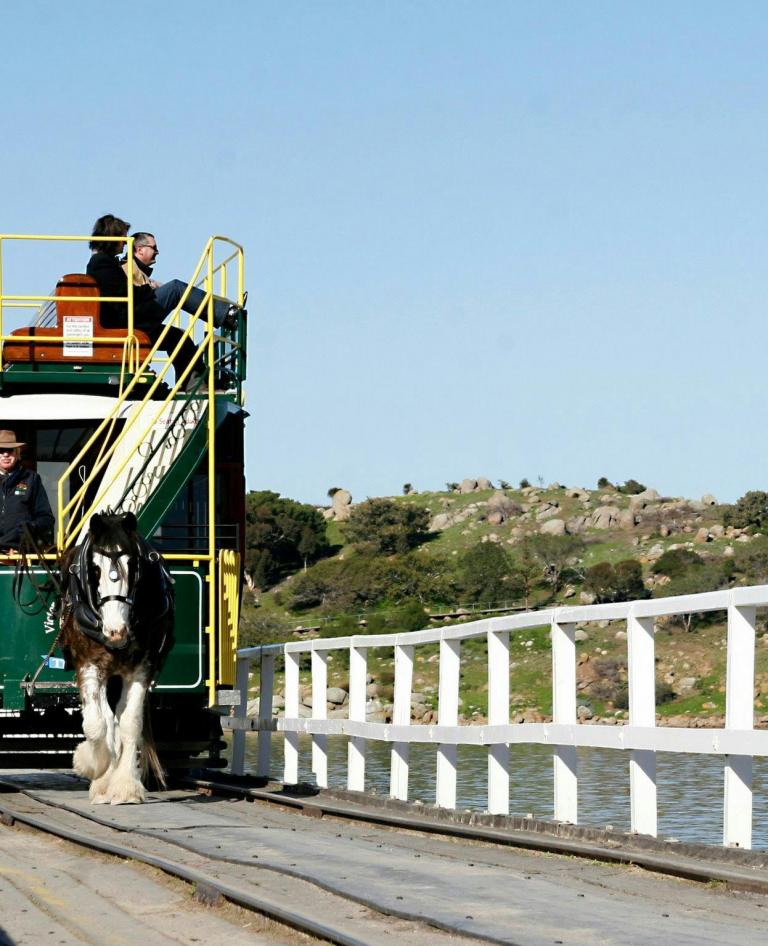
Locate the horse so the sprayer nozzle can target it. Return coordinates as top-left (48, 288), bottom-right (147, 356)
top-left (59, 510), bottom-right (174, 804)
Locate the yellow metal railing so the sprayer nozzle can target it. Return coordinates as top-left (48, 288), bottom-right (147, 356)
top-left (0, 234), bottom-right (140, 370)
top-left (0, 233), bottom-right (246, 706)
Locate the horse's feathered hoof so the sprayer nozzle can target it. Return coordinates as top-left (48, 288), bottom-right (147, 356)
top-left (74, 741), bottom-right (110, 781)
top-left (107, 778), bottom-right (146, 805)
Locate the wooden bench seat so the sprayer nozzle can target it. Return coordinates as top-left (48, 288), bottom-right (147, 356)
top-left (4, 274), bottom-right (152, 365)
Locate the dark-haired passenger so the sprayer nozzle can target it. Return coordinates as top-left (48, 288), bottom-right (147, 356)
top-left (85, 214), bottom-right (245, 391)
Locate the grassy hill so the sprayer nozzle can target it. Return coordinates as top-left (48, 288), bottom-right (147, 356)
top-left (241, 480), bottom-right (768, 723)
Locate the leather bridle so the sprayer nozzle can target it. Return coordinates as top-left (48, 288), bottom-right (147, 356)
top-left (66, 533), bottom-right (173, 649)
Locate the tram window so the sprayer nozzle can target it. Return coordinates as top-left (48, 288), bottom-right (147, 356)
top-left (8, 422), bottom-right (121, 537)
top-left (153, 470), bottom-right (240, 553)
top-left (36, 425), bottom-right (96, 462)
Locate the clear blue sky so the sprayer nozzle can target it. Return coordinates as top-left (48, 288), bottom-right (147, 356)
top-left (2, 2), bottom-right (767, 505)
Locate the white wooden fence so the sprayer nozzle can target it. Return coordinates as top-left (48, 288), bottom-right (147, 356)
top-left (226, 586), bottom-right (768, 849)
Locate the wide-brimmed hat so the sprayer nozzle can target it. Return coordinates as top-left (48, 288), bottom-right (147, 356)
top-left (0, 430), bottom-right (24, 448)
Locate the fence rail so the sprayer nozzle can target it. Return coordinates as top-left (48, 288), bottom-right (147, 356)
top-left (228, 585), bottom-right (768, 849)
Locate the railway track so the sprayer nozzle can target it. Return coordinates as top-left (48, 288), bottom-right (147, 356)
top-left (0, 773), bottom-right (494, 946)
top-left (2, 771), bottom-right (768, 946)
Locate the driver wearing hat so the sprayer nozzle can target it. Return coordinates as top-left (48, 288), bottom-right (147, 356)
top-left (0, 430), bottom-right (54, 552)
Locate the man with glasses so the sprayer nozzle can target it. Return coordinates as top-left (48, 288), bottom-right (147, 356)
top-left (87, 215), bottom-right (245, 392)
top-left (0, 430), bottom-right (54, 552)
top-left (127, 232), bottom-right (245, 330)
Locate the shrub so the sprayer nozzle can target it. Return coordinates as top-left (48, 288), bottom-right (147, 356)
top-left (652, 548), bottom-right (703, 578)
top-left (733, 535), bottom-right (768, 582)
top-left (239, 611), bottom-right (291, 648)
top-left (617, 479), bottom-right (647, 495)
top-left (286, 550), bottom-right (457, 613)
top-left (446, 481), bottom-right (459, 492)
top-left (402, 483), bottom-right (413, 495)
top-left (499, 480), bottom-right (511, 490)
top-left (395, 599), bottom-right (429, 633)
top-left (597, 476), bottom-right (612, 488)
top-left (723, 491), bottom-right (768, 530)
top-left (344, 498), bottom-right (430, 555)
top-left (519, 478), bottom-right (531, 489)
top-left (364, 612), bottom-right (389, 634)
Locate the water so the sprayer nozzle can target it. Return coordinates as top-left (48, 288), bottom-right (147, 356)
top-left (231, 733), bottom-right (768, 849)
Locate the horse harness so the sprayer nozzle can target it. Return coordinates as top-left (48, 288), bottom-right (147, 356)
top-left (65, 533), bottom-right (174, 649)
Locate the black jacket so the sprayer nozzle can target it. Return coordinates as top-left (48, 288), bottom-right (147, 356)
top-left (0, 464), bottom-right (55, 549)
top-left (86, 251), bottom-right (162, 329)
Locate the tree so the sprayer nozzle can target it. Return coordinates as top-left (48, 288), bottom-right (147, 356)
top-left (459, 542), bottom-right (518, 605)
top-left (583, 561), bottom-right (616, 603)
top-left (519, 478), bottom-right (531, 489)
top-left (344, 498), bottom-right (430, 555)
top-left (402, 483), bottom-right (413, 495)
top-left (245, 490), bottom-right (330, 590)
top-left (499, 480), bottom-right (511, 490)
top-left (446, 482), bottom-right (459, 492)
top-left (509, 540), bottom-right (541, 608)
top-left (585, 559), bottom-right (647, 603)
top-left (298, 525), bottom-right (319, 571)
top-left (660, 562), bottom-right (731, 632)
top-left (613, 560), bottom-right (647, 600)
top-left (527, 534), bottom-right (585, 594)
top-left (597, 476), bottom-right (611, 488)
top-left (723, 491), bottom-right (768, 531)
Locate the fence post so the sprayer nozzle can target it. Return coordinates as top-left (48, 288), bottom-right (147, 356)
top-left (627, 614), bottom-right (657, 836)
top-left (487, 628), bottom-right (510, 814)
top-left (256, 652), bottom-right (275, 778)
top-left (436, 636), bottom-right (461, 809)
top-left (348, 643), bottom-right (368, 792)
top-left (551, 619), bottom-right (577, 824)
top-left (390, 642), bottom-right (413, 800)
top-left (724, 603), bottom-right (755, 848)
top-left (283, 650), bottom-right (300, 785)
top-left (230, 653), bottom-right (251, 776)
top-left (311, 647), bottom-right (328, 788)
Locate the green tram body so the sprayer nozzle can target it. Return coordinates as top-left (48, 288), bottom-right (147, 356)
top-left (0, 234), bottom-right (247, 770)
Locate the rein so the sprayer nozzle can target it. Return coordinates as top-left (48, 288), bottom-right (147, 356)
top-left (12, 525), bottom-right (63, 614)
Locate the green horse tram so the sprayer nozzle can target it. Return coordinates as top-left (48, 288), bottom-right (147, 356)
top-left (0, 232), bottom-right (247, 772)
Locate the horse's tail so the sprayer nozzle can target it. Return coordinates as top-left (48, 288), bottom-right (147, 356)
top-left (141, 698), bottom-right (167, 791)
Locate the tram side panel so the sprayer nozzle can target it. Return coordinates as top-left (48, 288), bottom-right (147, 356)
top-left (0, 565), bottom-right (208, 711)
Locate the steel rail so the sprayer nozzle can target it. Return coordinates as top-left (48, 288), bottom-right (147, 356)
top-left (180, 774), bottom-right (768, 895)
top-left (0, 779), bottom-right (516, 946)
top-left (0, 791), bottom-right (373, 946)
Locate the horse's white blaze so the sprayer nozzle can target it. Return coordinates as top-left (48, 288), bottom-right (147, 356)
top-left (93, 550), bottom-right (132, 640)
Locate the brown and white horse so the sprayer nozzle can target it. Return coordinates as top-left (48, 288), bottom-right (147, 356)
top-left (60, 511), bottom-right (174, 804)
